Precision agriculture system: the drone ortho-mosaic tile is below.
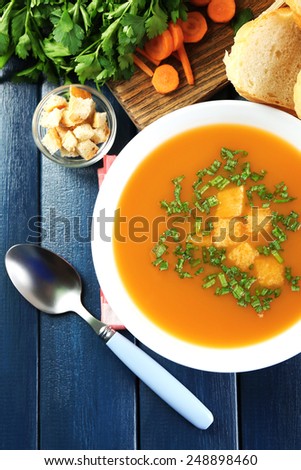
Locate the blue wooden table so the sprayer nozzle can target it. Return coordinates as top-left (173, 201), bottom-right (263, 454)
top-left (1, 59), bottom-right (301, 451)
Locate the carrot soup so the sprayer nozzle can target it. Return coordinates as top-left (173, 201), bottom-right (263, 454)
top-left (113, 124), bottom-right (301, 348)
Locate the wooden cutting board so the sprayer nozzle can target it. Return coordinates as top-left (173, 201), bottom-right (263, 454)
top-left (108, 0), bottom-right (275, 129)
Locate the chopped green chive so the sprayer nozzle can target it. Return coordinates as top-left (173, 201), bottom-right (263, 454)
top-left (195, 267), bottom-right (204, 276)
top-left (232, 284), bottom-right (246, 299)
top-left (207, 160), bottom-right (222, 175)
top-left (152, 257), bottom-right (163, 266)
top-left (271, 226), bottom-right (286, 242)
top-left (285, 267), bottom-right (301, 291)
top-left (196, 195), bottom-right (219, 214)
top-left (277, 211), bottom-right (300, 231)
top-left (160, 176), bottom-right (191, 215)
top-left (194, 217), bottom-right (202, 233)
top-left (218, 272), bottom-right (228, 287)
top-left (250, 170), bottom-right (266, 182)
top-left (271, 249), bottom-right (284, 264)
top-left (159, 260), bottom-right (168, 271)
top-left (203, 274), bottom-right (217, 289)
top-left (215, 286), bottom-right (231, 296)
top-left (152, 243), bottom-right (167, 258)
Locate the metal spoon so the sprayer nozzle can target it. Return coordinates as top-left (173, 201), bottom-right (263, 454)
top-left (5, 244), bottom-right (213, 430)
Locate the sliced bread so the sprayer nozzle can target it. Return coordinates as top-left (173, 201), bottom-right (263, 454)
top-left (293, 69), bottom-right (301, 117)
top-left (224, 7), bottom-right (301, 112)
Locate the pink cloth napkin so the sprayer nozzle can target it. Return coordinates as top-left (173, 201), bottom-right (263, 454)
top-left (97, 155), bottom-right (125, 330)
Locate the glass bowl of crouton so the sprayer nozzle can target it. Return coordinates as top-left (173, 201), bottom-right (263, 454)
top-left (32, 84), bottom-right (117, 167)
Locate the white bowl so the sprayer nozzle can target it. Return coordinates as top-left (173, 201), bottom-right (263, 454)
top-left (91, 100), bottom-right (301, 372)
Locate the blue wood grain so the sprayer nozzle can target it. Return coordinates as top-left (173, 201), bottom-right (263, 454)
top-left (0, 77), bottom-right (39, 449)
top-left (239, 355), bottom-right (301, 449)
top-left (138, 346), bottom-right (238, 449)
top-left (39, 82), bottom-right (138, 449)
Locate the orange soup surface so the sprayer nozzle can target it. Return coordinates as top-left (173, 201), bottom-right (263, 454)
top-left (113, 124), bottom-right (301, 348)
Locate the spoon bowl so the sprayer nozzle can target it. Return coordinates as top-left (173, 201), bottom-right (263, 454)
top-left (5, 243), bottom-right (213, 430)
top-left (5, 244), bottom-right (103, 335)
top-left (6, 244), bottom-right (81, 314)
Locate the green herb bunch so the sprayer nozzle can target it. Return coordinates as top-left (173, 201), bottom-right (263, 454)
top-left (0, 0), bottom-right (187, 86)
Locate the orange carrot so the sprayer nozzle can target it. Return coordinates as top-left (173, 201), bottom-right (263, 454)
top-left (151, 64), bottom-right (179, 94)
top-left (136, 47), bottom-right (161, 66)
top-left (207, 0), bottom-right (236, 23)
top-left (178, 11), bottom-right (208, 43)
top-left (168, 22), bottom-right (184, 51)
top-left (177, 44), bottom-right (194, 85)
top-left (133, 55), bottom-right (154, 77)
top-left (190, 0), bottom-right (211, 5)
top-left (144, 29), bottom-right (174, 61)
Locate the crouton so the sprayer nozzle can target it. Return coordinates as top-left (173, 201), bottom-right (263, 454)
top-left (246, 207), bottom-right (272, 243)
top-left (41, 128), bottom-right (62, 155)
top-left (76, 139), bottom-right (99, 160)
top-left (60, 148), bottom-right (80, 158)
top-left (40, 108), bottom-right (63, 128)
top-left (228, 242), bottom-right (259, 271)
top-left (254, 256), bottom-right (284, 288)
top-left (62, 130), bottom-right (78, 153)
top-left (70, 85), bottom-right (92, 99)
top-left (68, 96), bottom-right (95, 124)
top-left (216, 186), bottom-right (245, 218)
top-left (212, 217), bottom-right (246, 247)
top-left (73, 123), bottom-right (95, 141)
top-left (60, 108), bottom-right (75, 128)
top-left (43, 94), bottom-right (68, 112)
top-left (92, 111), bottom-right (107, 129)
top-left (55, 125), bottom-right (68, 140)
top-left (91, 125), bottom-right (110, 144)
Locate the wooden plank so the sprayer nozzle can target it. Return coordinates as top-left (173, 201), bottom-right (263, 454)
top-left (239, 355), bottom-right (301, 449)
top-left (39, 83), bottom-right (138, 449)
top-left (109, 0), bottom-right (274, 129)
top-left (139, 347), bottom-right (238, 449)
top-left (0, 63), bottom-right (39, 449)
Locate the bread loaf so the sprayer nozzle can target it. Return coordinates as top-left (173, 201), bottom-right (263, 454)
top-left (293, 70), bottom-right (301, 116)
top-left (224, 7), bottom-right (301, 115)
top-left (286, 0), bottom-right (301, 27)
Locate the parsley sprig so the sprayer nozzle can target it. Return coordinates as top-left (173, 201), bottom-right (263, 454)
top-left (0, 0), bottom-right (187, 86)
